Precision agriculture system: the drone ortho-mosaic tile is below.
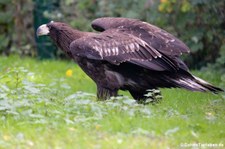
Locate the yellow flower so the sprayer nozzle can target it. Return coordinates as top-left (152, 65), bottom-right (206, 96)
top-left (66, 69), bottom-right (73, 77)
top-left (95, 125), bottom-right (101, 130)
top-left (160, 0), bottom-right (168, 3)
top-left (3, 135), bottom-right (10, 141)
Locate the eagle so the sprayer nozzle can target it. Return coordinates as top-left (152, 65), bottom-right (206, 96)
top-left (36, 17), bottom-right (223, 101)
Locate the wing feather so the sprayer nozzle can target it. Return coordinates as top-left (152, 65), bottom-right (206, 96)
top-left (70, 30), bottom-right (178, 71)
top-left (91, 17), bottom-right (190, 56)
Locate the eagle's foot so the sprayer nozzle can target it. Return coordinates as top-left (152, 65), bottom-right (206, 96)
top-left (129, 89), bottom-right (163, 104)
top-left (142, 89), bottom-right (163, 104)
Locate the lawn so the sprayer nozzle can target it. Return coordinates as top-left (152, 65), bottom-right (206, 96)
top-left (0, 55), bottom-right (224, 149)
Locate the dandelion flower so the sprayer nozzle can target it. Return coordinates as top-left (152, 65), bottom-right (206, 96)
top-left (66, 69), bottom-right (73, 77)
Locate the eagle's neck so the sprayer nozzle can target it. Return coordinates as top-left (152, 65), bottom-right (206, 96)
top-left (49, 29), bottom-right (89, 58)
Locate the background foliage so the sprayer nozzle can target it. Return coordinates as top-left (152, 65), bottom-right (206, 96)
top-left (0, 0), bottom-right (224, 71)
top-left (0, 0), bottom-right (34, 56)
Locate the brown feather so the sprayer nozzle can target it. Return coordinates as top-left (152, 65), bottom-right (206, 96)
top-left (91, 17), bottom-right (190, 56)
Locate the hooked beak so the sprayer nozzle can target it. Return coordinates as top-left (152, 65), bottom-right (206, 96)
top-left (36, 24), bottom-right (50, 37)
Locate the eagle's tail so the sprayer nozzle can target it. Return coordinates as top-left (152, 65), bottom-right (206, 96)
top-left (173, 74), bottom-right (223, 93)
top-left (193, 76), bottom-right (223, 93)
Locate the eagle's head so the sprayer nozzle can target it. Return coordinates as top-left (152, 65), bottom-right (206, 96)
top-left (36, 21), bottom-right (82, 58)
top-left (36, 21), bottom-right (72, 37)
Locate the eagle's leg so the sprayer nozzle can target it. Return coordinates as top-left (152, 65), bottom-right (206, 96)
top-left (129, 89), bottom-right (162, 104)
top-left (129, 90), bottom-right (147, 101)
top-left (97, 86), bottom-right (118, 100)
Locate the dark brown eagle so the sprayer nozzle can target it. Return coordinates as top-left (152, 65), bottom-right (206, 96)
top-left (36, 17), bottom-right (223, 101)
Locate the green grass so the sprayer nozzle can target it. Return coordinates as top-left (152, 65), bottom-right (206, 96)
top-left (0, 55), bottom-right (224, 149)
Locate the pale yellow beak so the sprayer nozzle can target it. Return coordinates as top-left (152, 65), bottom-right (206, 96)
top-left (36, 24), bottom-right (50, 37)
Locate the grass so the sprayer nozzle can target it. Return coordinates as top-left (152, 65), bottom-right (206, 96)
top-left (0, 55), bottom-right (224, 149)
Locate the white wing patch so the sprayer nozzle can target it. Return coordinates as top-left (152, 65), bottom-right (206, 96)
top-left (107, 48), bottom-right (111, 56)
top-left (89, 31), bottom-right (165, 61)
top-left (91, 35), bottom-right (163, 59)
